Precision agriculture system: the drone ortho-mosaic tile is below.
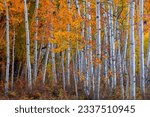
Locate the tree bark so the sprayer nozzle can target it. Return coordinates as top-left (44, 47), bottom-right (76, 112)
top-left (95, 0), bottom-right (101, 99)
top-left (139, 0), bottom-right (145, 99)
top-left (4, 0), bottom-right (10, 95)
top-left (33, 0), bottom-right (39, 82)
top-left (130, 1), bottom-right (136, 100)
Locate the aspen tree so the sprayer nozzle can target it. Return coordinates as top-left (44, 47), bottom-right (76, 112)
top-left (102, 0), bottom-right (109, 88)
top-left (85, 1), bottom-right (94, 96)
top-left (4, 0), bottom-right (10, 95)
top-left (51, 44), bottom-right (57, 84)
top-left (108, 0), bottom-right (116, 89)
top-left (73, 55), bottom-right (78, 98)
top-left (123, 4), bottom-right (130, 99)
top-left (24, 0), bottom-right (32, 89)
top-left (33, 0), bottom-right (39, 82)
top-left (139, 0), bottom-right (145, 98)
top-left (117, 24), bottom-right (124, 99)
top-left (95, 0), bottom-right (101, 99)
top-left (80, 0), bottom-right (86, 84)
top-left (66, 0), bottom-right (71, 92)
top-left (130, 1), bottom-right (136, 100)
top-left (43, 43), bottom-right (50, 84)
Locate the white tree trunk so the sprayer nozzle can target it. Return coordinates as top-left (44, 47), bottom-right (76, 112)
top-left (139, 0), bottom-right (145, 98)
top-left (66, 0), bottom-right (71, 91)
top-left (51, 44), bottom-right (57, 84)
top-left (43, 43), bottom-right (50, 84)
top-left (4, 0), bottom-right (10, 95)
top-left (33, 0), bottom-right (39, 82)
top-left (117, 25), bottom-right (124, 99)
top-left (24, 0), bottom-right (32, 90)
top-left (95, 0), bottom-right (101, 99)
top-left (75, 0), bottom-right (80, 16)
top-left (130, 1), bottom-right (136, 100)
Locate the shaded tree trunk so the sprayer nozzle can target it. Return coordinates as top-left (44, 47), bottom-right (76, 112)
top-left (4, 0), bottom-right (10, 95)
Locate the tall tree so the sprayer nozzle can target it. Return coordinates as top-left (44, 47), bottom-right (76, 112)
top-left (24, 0), bottom-right (32, 89)
top-left (33, 0), bottom-right (39, 82)
top-left (4, 0), bottom-right (10, 95)
top-left (139, 0), bottom-right (145, 99)
top-left (130, 1), bottom-right (136, 100)
top-left (66, 0), bottom-right (71, 92)
top-left (95, 0), bottom-right (101, 99)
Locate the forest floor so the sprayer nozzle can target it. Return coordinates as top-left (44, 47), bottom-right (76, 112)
top-left (0, 79), bottom-right (149, 100)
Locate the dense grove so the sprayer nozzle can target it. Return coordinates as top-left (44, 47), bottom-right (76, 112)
top-left (0, 0), bottom-right (150, 100)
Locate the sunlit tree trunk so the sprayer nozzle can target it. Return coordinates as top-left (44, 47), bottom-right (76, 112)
top-left (51, 44), bottom-right (57, 84)
top-left (139, 0), bottom-right (145, 99)
top-left (33, 0), bottom-right (39, 82)
top-left (130, 1), bottom-right (136, 100)
top-left (85, 2), bottom-right (94, 96)
top-left (24, 0), bottom-right (32, 90)
top-left (95, 0), bottom-right (101, 99)
top-left (108, 0), bottom-right (116, 89)
top-left (66, 0), bottom-right (71, 92)
top-left (4, 0), bottom-right (10, 95)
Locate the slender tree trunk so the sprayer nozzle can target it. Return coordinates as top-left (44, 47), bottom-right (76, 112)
top-left (130, 1), bottom-right (136, 100)
top-left (4, 0), bottom-right (10, 95)
top-left (108, 0), bottom-right (116, 89)
top-left (11, 28), bottom-right (15, 90)
top-left (33, 0), bottom-right (39, 82)
top-left (123, 4), bottom-right (130, 99)
top-left (139, 0), bottom-right (145, 99)
top-left (51, 44), bottom-right (57, 84)
top-left (61, 51), bottom-right (66, 91)
top-left (95, 0), bottom-right (101, 99)
top-left (102, 0), bottom-right (109, 90)
top-left (146, 31), bottom-right (150, 68)
top-left (146, 30), bottom-right (150, 79)
top-left (117, 25), bottom-right (124, 99)
top-left (43, 43), bottom-right (50, 84)
top-left (66, 0), bottom-right (71, 92)
top-left (24, 0), bottom-right (32, 90)
top-left (73, 55), bottom-right (78, 98)
top-left (75, 0), bottom-right (80, 16)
